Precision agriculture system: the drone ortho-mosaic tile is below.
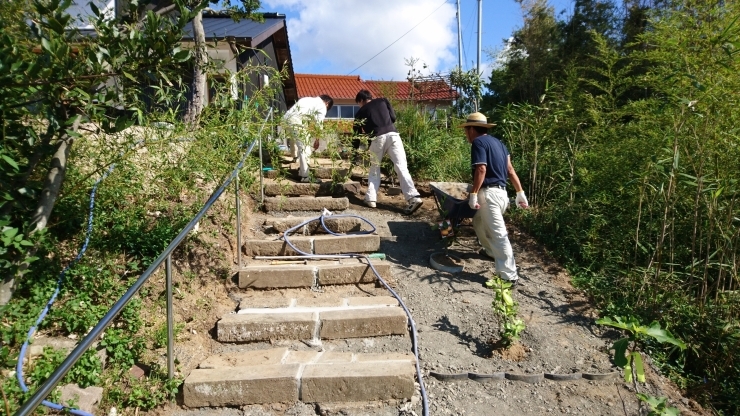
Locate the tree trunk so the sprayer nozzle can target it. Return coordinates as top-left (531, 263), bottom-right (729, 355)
top-left (0, 117), bottom-right (78, 305)
top-left (184, 10), bottom-right (207, 126)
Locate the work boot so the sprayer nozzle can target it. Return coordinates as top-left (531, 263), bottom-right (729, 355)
top-left (403, 197), bottom-right (423, 215)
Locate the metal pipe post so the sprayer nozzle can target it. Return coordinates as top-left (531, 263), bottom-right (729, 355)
top-left (259, 132), bottom-right (264, 205)
top-left (236, 172), bottom-right (242, 268)
top-left (166, 255), bottom-right (174, 380)
top-left (457, 0), bottom-right (463, 71)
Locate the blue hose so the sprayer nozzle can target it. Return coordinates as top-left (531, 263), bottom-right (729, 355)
top-left (14, 109), bottom-right (275, 415)
top-left (15, 165), bottom-right (116, 416)
top-left (281, 214), bottom-right (430, 416)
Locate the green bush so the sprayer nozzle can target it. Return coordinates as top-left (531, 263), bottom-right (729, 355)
top-left (490, 3), bottom-right (740, 413)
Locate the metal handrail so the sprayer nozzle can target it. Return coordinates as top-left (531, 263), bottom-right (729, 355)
top-left (15, 109), bottom-right (271, 416)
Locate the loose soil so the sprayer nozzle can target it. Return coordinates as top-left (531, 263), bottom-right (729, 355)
top-left (142, 181), bottom-right (708, 416)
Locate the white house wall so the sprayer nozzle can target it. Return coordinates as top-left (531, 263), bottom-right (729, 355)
top-left (68, 0), bottom-right (115, 29)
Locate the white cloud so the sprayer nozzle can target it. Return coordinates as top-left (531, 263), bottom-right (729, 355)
top-left (263, 0), bottom-right (457, 80)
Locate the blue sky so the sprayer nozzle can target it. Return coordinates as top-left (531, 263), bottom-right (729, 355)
top-left (260, 0), bottom-right (575, 81)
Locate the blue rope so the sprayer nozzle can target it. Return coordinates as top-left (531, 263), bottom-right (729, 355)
top-left (16, 164), bottom-right (116, 416)
top-left (15, 109), bottom-right (272, 414)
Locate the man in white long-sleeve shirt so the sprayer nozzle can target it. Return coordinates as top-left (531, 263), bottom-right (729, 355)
top-left (282, 95), bottom-right (334, 182)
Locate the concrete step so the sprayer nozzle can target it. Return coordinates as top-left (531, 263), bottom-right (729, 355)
top-left (262, 216), bottom-right (365, 235)
top-left (266, 167), bottom-right (351, 180)
top-left (216, 297), bottom-right (408, 342)
top-left (183, 348), bottom-right (415, 407)
top-left (263, 178), bottom-right (361, 197)
top-left (243, 234), bottom-right (380, 257)
top-left (263, 196), bottom-right (349, 212)
top-left (237, 258), bottom-right (391, 289)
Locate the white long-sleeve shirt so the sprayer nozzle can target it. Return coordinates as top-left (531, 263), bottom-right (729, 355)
top-left (282, 96), bottom-right (327, 126)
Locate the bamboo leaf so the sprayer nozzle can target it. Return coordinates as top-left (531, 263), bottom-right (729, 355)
top-left (1, 155), bottom-right (19, 171)
top-left (122, 72), bottom-right (137, 83)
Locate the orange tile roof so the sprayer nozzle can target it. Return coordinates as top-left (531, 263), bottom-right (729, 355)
top-left (295, 74), bottom-right (458, 102)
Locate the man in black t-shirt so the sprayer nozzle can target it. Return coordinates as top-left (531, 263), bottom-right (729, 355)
top-left (353, 89), bottom-right (422, 215)
top-left (461, 112), bottom-right (529, 285)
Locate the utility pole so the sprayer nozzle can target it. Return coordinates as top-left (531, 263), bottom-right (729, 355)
top-left (457, 0), bottom-right (462, 70)
top-left (477, 0), bottom-right (482, 76)
top-left (476, 0), bottom-right (482, 111)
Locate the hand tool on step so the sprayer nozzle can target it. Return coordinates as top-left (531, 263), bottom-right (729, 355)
top-left (270, 259), bottom-right (308, 265)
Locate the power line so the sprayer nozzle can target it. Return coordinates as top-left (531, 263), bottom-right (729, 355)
top-left (347, 0), bottom-right (449, 76)
top-left (461, 1), bottom-right (476, 71)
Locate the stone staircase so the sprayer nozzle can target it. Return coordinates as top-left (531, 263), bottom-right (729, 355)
top-left (261, 156), bottom-right (363, 213)
top-left (182, 172), bottom-right (419, 410)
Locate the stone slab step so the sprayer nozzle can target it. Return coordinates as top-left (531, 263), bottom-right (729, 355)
top-left (183, 348), bottom-right (415, 407)
top-left (263, 179), bottom-right (361, 197)
top-left (237, 259), bottom-right (391, 289)
top-left (264, 196), bottom-right (349, 212)
top-left (216, 303), bottom-right (408, 342)
top-left (266, 167), bottom-right (351, 180)
top-left (262, 216), bottom-right (365, 235)
top-left (239, 295), bottom-right (400, 310)
top-left (244, 234), bottom-right (380, 257)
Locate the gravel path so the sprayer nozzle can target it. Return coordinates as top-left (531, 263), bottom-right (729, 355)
top-left (147, 186), bottom-right (706, 416)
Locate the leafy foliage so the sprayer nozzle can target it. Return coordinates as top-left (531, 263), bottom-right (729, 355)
top-left (0, 0), bottom-right (279, 413)
top-left (485, 1), bottom-right (740, 412)
top-left (486, 277), bottom-right (526, 346)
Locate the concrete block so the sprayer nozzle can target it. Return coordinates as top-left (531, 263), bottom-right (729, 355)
top-left (319, 308), bottom-right (408, 339)
top-left (199, 349), bottom-right (288, 369)
top-left (346, 296), bottom-right (399, 307)
top-left (315, 351), bottom-right (354, 363)
top-left (183, 364), bottom-right (300, 407)
top-left (300, 361), bottom-right (414, 402)
top-left (268, 217), bottom-right (363, 234)
top-left (264, 197), bottom-right (349, 212)
top-left (244, 239), bottom-right (312, 257)
top-left (317, 262), bottom-right (390, 285)
top-left (238, 266), bottom-right (315, 289)
top-left (217, 312), bottom-right (316, 342)
top-left (311, 167), bottom-right (349, 179)
top-left (354, 353), bottom-right (416, 363)
top-left (313, 235), bottom-right (380, 254)
top-left (294, 297), bottom-right (344, 307)
top-left (238, 297), bottom-right (293, 309)
top-left (284, 350), bottom-right (321, 365)
top-left (263, 181), bottom-right (322, 196)
top-left (60, 384), bottom-right (103, 414)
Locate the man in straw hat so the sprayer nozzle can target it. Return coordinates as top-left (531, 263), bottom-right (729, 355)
top-left (460, 112), bottom-right (529, 285)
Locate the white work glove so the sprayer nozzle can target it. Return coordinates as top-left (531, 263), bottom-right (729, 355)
top-left (515, 190), bottom-right (529, 209)
top-left (468, 193), bottom-right (480, 209)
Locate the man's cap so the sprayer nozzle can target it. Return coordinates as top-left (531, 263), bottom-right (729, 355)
top-left (459, 112), bottom-right (496, 128)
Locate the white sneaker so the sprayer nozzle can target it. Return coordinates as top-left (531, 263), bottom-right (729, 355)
top-left (364, 200), bottom-right (377, 208)
top-left (404, 197), bottom-right (423, 215)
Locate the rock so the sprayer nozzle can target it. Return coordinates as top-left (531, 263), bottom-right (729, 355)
top-left (60, 384), bottom-right (103, 414)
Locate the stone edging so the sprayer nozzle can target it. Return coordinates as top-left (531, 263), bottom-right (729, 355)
top-left (430, 371), bottom-right (619, 384)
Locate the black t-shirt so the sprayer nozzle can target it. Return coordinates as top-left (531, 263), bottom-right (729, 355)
top-left (471, 134), bottom-right (509, 187)
top-left (353, 98), bottom-right (398, 137)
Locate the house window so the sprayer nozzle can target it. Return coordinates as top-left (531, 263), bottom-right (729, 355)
top-left (325, 105), bottom-right (359, 119)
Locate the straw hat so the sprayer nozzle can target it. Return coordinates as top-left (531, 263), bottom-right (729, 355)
top-left (459, 112), bottom-right (496, 128)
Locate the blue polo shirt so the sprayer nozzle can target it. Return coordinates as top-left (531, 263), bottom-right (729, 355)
top-left (471, 134), bottom-right (509, 188)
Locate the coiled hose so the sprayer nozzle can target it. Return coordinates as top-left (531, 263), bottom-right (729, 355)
top-left (277, 213), bottom-right (430, 416)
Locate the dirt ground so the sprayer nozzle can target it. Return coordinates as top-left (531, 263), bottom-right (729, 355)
top-left (143, 181), bottom-right (708, 416)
